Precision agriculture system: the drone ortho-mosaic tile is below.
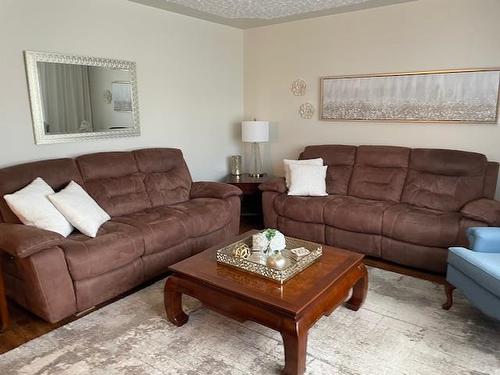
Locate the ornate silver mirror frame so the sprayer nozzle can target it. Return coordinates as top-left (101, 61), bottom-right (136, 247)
top-left (25, 51), bottom-right (140, 144)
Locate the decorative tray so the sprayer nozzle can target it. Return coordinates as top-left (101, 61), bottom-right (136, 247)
top-left (216, 233), bottom-right (322, 284)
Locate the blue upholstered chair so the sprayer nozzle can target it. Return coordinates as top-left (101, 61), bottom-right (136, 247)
top-left (443, 227), bottom-right (500, 320)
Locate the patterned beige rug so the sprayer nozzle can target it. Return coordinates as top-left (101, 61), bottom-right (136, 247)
top-left (1, 267), bottom-right (499, 375)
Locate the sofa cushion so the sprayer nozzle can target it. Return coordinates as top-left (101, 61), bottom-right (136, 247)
top-left (60, 221), bottom-right (144, 281)
top-left (170, 198), bottom-right (230, 237)
top-left (299, 145), bottom-right (356, 195)
top-left (402, 149), bottom-right (487, 212)
top-left (0, 158), bottom-right (82, 223)
top-left (325, 196), bottom-right (396, 234)
top-left (326, 226), bottom-right (382, 257)
top-left (348, 146), bottom-right (410, 202)
top-left (383, 204), bottom-right (461, 247)
top-left (76, 152), bottom-right (151, 217)
top-left (134, 148), bottom-right (192, 207)
top-left (277, 216), bottom-right (325, 244)
top-left (113, 206), bottom-right (189, 255)
top-left (274, 195), bottom-right (339, 224)
top-left (448, 247), bottom-right (500, 298)
top-left (382, 237), bottom-right (448, 274)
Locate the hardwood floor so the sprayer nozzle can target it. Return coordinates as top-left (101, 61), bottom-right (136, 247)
top-left (0, 302), bottom-right (71, 354)
top-left (0, 273), bottom-right (169, 354)
top-left (0, 218), bottom-right (445, 355)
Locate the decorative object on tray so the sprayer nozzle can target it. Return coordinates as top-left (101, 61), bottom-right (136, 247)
top-left (232, 243), bottom-right (250, 259)
top-left (264, 228), bottom-right (286, 253)
top-left (291, 79), bottom-right (307, 96)
top-left (216, 230), bottom-right (322, 284)
top-left (299, 102), bottom-right (315, 119)
top-left (290, 247), bottom-right (311, 261)
top-left (230, 155), bottom-right (242, 176)
top-left (320, 68), bottom-right (500, 123)
top-left (263, 229), bottom-right (287, 270)
top-left (266, 251), bottom-right (287, 270)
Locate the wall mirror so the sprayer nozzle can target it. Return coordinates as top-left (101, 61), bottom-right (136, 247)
top-left (25, 51), bottom-right (140, 144)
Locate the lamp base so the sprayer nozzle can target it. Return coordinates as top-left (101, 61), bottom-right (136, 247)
top-left (248, 172), bottom-right (265, 178)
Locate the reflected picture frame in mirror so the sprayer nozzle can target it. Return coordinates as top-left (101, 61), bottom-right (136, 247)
top-left (24, 50), bottom-right (140, 144)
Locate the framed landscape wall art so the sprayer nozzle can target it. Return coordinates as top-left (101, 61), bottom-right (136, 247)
top-left (112, 81), bottom-right (133, 112)
top-left (320, 69), bottom-right (500, 123)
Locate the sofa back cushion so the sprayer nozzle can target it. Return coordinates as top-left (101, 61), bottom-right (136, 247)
top-left (76, 152), bottom-right (151, 217)
top-left (0, 159), bottom-right (82, 223)
top-left (133, 148), bottom-right (192, 207)
top-left (402, 149), bottom-right (487, 212)
top-left (300, 145), bottom-right (356, 195)
top-left (349, 146), bottom-right (410, 202)
top-left (484, 161), bottom-right (499, 199)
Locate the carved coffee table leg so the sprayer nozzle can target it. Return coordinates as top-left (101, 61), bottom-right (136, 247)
top-left (442, 282), bottom-right (455, 310)
top-left (281, 321), bottom-right (308, 375)
top-left (344, 264), bottom-right (368, 311)
top-left (0, 262), bottom-right (9, 331)
top-left (164, 276), bottom-right (188, 327)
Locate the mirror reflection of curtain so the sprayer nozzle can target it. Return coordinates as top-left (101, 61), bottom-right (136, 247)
top-left (38, 62), bottom-right (93, 134)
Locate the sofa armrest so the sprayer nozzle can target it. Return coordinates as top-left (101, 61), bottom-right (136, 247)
top-left (0, 223), bottom-right (64, 258)
top-left (259, 177), bottom-right (287, 193)
top-left (466, 227), bottom-right (500, 253)
top-left (461, 198), bottom-right (500, 226)
top-left (190, 181), bottom-right (242, 200)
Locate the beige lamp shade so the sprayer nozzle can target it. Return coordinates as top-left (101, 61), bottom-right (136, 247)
top-left (241, 121), bottom-right (269, 143)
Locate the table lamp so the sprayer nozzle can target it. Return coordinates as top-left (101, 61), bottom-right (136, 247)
top-left (242, 120), bottom-right (269, 178)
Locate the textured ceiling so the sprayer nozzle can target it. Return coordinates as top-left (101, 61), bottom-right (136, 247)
top-left (163, 0), bottom-right (371, 19)
top-left (130, 0), bottom-right (416, 28)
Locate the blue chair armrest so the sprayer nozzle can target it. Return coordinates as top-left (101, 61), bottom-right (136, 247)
top-left (467, 227), bottom-right (500, 253)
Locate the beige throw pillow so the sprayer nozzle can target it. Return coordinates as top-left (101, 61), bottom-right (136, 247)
top-left (283, 158), bottom-right (323, 188)
top-left (288, 164), bottom-right (328, 196)
top-left (4, 177), bottom-right (73, 237)
top-left (48, 181), bottom-right (110, 238)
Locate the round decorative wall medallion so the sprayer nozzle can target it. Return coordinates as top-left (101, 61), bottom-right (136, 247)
top-left (299, 103), bottom-right (315, 119)
top-left (291, 79), bottom-right (307, 96)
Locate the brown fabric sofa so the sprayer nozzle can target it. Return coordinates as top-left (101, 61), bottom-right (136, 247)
top-left (260, 145), bottom-right (500, 274)
top-left (0, 148), bottom-right (241, 323)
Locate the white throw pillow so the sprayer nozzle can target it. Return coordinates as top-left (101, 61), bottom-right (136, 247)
top-left (288, 164), bottom-right (328, 196)
top-left (283, 158), bottom-right (323, 188)
top-left (4, 177), bottom-right (73, 237)
top-left (48, 181), bottom-right (110, 238)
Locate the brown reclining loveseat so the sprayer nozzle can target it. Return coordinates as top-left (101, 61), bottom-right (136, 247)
top-left (260, 145), bottom-right (500, 274)
top-left (0, 148), bottom-right (241, 323)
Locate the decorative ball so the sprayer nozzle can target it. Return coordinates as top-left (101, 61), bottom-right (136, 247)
top-left (233, 243), bottom-right (250, 259)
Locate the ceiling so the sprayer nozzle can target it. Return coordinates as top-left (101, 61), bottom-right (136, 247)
top-left (130, 0), bottom-right (417, 29)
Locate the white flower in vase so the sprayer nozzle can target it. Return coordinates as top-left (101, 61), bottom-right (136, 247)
top-left (264, 229), bottom-right (286, 253)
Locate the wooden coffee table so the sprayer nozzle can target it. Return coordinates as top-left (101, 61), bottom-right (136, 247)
top-left (164, 231), bottom-right (368, 375)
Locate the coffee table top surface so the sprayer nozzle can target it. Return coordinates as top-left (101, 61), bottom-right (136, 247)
top-left (168, 231), bottom-right (364, 316)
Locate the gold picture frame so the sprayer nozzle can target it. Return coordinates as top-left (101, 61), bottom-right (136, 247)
top-left (319, 68), bottom-right (500, 124)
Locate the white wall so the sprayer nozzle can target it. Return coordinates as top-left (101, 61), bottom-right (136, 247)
top-left (244, 0), bottom-right (500, 197)
top-left (0, 0), bottom-right (243, 180)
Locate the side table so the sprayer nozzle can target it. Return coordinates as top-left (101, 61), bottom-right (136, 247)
top-left (222, 174), bottom-right (275, 228)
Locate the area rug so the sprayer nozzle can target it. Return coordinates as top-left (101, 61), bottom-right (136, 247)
top-left (1, 267), bottom-right (499, 375)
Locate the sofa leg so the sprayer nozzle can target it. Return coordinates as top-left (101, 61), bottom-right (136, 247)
top-left (442, 283), bottom-right (455, 310)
